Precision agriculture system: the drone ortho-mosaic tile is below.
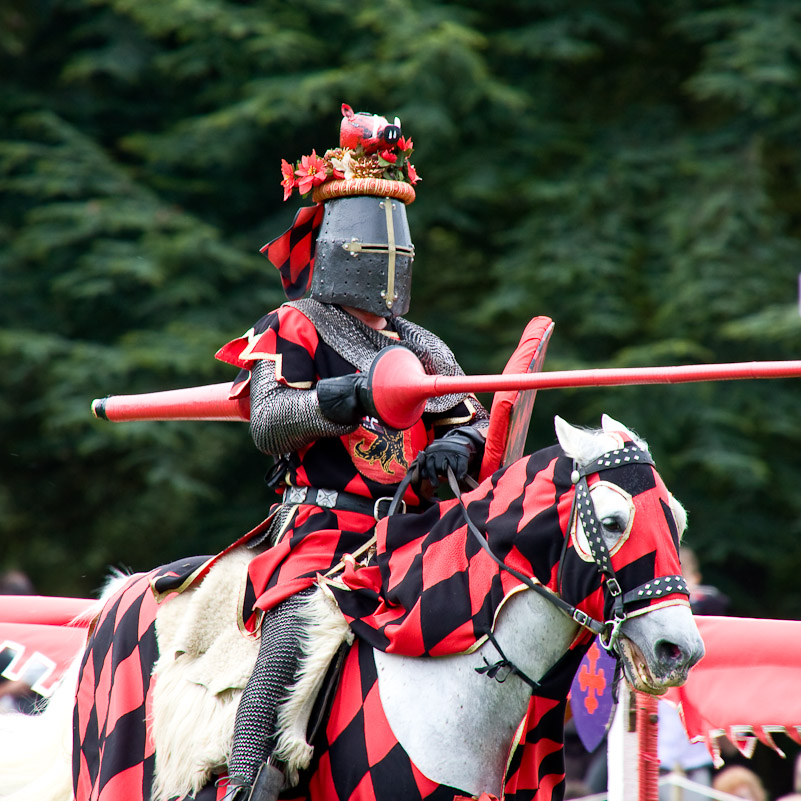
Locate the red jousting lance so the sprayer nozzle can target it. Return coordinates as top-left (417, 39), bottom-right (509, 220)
top-left (92, 382), bottom-right (251, 423)
top-left (92, 345), bottom-right (801, 430)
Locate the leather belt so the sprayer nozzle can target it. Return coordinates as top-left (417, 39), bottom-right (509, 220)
top-left (282, 486), bottom-right (407, 520)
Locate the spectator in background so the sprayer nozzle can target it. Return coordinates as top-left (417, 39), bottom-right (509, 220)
top-left (0, 569), bottom-right (39, 714)
top-left (658, 546), bottom-right (730, 800)
top-left (680, 546), bottom-right (730, 616)
top-left (712, 766), bottom-right (767, 801)
top-left (776, 753), bottom-right (801, 800)
top-left (0, 570), bottom-right (35, 597)
top-left (658, 700), bottom-right (714, 801)
top-left (563, 779), bottom-right (592, 799)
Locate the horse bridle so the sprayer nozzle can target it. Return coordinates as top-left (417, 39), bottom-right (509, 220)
top-left (561, 443), bottom-right (689, 652)
top-left (437, 443), bottom-right (689, 658)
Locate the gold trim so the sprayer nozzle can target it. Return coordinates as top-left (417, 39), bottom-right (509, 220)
top-left (620, 597), bottom-right (691, 619)
top-left (237, 328), bottom-right (273, 362)
top-left (570, 480), bottom-right (635, 563)
top-left (275, 502), bottom-right (300, 542)
top-left (505, 716), bottom-right (529, 792)
top-left (150, 556), bottom-right (216, 604)
top-left (236, 561), bottom-right (261, 640)
top-left (430, 396), bottom-right (480, 427)
top-left (237, 346), bottom-right (314, 390)
top-left (460, 582), bottom-right (533, 655)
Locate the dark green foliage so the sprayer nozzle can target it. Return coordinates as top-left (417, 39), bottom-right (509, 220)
top-left (2, 0), bottom-right (801, 616)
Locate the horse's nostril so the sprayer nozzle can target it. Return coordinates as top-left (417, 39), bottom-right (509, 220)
top-left (656, 640), bottom-right (683, 665)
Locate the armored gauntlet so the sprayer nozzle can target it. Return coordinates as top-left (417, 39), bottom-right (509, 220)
top-left (316, 373), bottom-right (373, 425)
top-left (419, 426), bottom-right (486, 488)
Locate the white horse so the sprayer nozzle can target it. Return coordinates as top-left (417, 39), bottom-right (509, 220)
top-left (0, 416), bottom-right (704, 801)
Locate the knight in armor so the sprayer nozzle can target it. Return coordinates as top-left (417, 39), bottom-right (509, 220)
top-left (217, 106), bottom-right (489, 801)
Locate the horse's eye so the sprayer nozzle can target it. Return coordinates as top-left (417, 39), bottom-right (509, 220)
top-left (602, 516), bottom-right (625, 534)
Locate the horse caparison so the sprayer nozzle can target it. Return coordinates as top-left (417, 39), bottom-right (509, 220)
top-left (0, 415), bottom-right (704, 801)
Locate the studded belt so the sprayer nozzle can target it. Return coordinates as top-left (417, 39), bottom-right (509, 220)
top-left (282, 486), bottom-right (407, 520)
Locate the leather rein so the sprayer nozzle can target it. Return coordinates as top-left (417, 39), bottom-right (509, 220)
top-left (390, 443), bottom-right (688, 661)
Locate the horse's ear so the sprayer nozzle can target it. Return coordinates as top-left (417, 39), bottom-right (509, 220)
top-left (601, 414), bottom-right (637, 440)
top-left (554, 415), bottom-right (594, 460)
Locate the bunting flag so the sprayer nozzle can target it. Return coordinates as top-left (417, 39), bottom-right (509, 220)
top-left (0, 595), bottom-right (93, 698)
top-left (261, 204), bottom-right (325, 300)
top-left (663, 615), bottom-right (801, 765)
top-left (0, 621), bottom-right (87, 698)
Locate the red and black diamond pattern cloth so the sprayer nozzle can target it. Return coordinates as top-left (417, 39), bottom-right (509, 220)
top-left (72, 564), bottom-right (582, 801)
top-left (499, 646), bottom-right (590, 801)
top-left (260, 204), bottom-right (325, 300)
top-left (214, 301), bottom-right (481, 625)
top-left (72, 433), bottom-right (685, 801)
top-left (73, 557), bottom-right (228, 801)
top-left (243, 506), bottom-right (383, 627)
top-left (317, 437), bottom-right (686, 800)
top-left (284, 638), bottom-right (464, 801)
top-left (285, 636), bottom-right (588, 801)
top-left (328, 439), bottom-right (687, 659)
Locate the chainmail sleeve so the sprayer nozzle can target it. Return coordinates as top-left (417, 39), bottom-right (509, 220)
top-left (249, 358), bottom-right (356, 456)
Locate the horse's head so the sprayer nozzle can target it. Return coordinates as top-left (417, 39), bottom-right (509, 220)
top-left (555, 414), bottom-right (704, 694)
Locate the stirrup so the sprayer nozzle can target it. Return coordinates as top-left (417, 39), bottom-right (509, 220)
top-left (247, 759), bottom-right (286, 801)
top-left (219, 775), bottom-right (251, 801)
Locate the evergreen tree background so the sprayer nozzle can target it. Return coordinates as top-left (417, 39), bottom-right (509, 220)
top-left (2, 0), bottom-right (801, 617)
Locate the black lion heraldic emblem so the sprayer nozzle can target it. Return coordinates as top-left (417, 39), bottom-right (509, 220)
top-left (353, 419), bottom-right (410, 475)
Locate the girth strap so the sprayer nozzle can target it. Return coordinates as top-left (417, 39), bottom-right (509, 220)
top-left (475, 629), bottom-right (542, 691)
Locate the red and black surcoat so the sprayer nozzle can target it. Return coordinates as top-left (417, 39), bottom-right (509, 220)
top-left (215, 300), bottom-right (487, 628)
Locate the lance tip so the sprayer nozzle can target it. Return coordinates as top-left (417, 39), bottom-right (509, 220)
top-left (91, 397), bottom-right (110, 421)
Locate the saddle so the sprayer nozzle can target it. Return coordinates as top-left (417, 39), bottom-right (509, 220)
top-left (150, 549), bottom-right (352, 800)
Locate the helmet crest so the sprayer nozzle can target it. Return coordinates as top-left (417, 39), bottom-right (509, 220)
top-left (263, 103), bottom-right (419, 316)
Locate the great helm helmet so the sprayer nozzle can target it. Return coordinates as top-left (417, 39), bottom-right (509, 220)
top-left (263, 104), bottom-right (419, 318)
top-left (310, 191), bottom-right (414, 317)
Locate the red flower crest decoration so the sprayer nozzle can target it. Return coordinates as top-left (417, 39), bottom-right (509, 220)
top-left (278, 110), bottom-right (420, 200)
top-left (294, 150), bottom-right (328, 196)
top-left (280, 159), bottom-right (296, 201)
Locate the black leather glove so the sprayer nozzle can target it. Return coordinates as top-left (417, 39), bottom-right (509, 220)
top-left (418, 426), bottom-right (486, 489)
top-left (316, 373), bottom-right (371, 425)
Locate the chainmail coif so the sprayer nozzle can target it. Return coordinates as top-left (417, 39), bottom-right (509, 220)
top-left (289, 300), bottom-right (484, 416)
